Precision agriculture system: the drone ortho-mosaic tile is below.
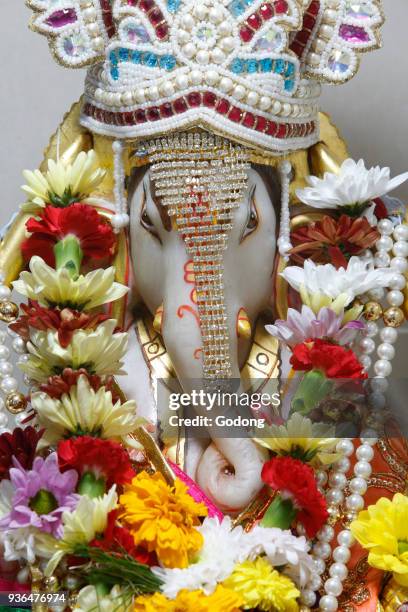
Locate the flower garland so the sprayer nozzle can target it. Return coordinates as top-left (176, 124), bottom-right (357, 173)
top-left (0, 153), bottom-right (407, 612)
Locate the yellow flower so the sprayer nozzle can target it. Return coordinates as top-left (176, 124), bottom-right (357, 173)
top-left (20, 319), bottom-right (128, 383)
top-left (13, 256), bottom-right (128, 310)
top-left (43, 486), bottom-right (118, 576)
top-left (254, 413), bottom-right (340, 466)
top-left (119, 471), bottom-right (207, 569)
top-left (351, 493), bottom-right (408, 586)
top-left (21, 150), bottom-right (106, 211)
top-left (299, 288), bottom-right (363, 322)
top-left (31, 375), bottom-right (143, 447)
top-left (134, 586), bottom-right (243, 612)
top-left (223, 557), bottom-right (300, 611)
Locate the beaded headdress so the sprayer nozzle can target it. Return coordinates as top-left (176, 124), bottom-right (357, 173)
top-left (28, 0), bottom-right (384, 155)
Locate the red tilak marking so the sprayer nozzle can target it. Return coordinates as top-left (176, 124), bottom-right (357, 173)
top-left (177, 305), bottom-right (201, 326)
top-left (194, 348), bottom-right (203, 359)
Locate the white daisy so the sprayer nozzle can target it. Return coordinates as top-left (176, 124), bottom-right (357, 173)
top-left (21, 150), bottom-right (106, 211)
top-left (281, 257), bottom-right (394, 308)
top-left (44, 486), bottom-right (118, 576)
top-left (297, 158), bottom-right (408, 211)
top-left (20, 320), bottom-right (128, 383)
top-left (13, 256), bottom-right (128, 311)
top-left (31, 374), bottom-right (142, 446)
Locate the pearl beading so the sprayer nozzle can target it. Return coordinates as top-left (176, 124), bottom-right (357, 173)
top-left (277, 159), bottom-right (292, 258)
top-left (111, 140), bottom-right (130, 231)
top-left (0, 272), bottom-right (29, 432)
top-left (311, 437), bottom-right (378, 611)
top-left (371, 219), bottom-right (408, 378)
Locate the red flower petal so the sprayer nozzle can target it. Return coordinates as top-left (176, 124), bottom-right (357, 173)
top-left (290, 339), bottom-right (367, 379)
top-left (22, 203), bottom-right (116, 266)
top-left (57, 436), bottom-right (135, 487)
top-left (261, 456), bottom-right (328, 537)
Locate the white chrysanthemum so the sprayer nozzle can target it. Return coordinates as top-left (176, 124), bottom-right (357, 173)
top-left (282, 257), bottom-right (394, 308)
top-left (0, 480), bottom-right (54, 563)
top-left (240, 525), bottom-right (318, 589)
top-left (31, 375), bottom-right (142, 446)
top-left (153, 516), bottom-right (245, 598)
top-left (154, 516), bottom-right (317, 596)
top-left (297, 158), bottom-right (408, 210)
top-left (74, 585), bottom-right (132, 612)
top-left (20, 320), bottom-right (128, 383)
top-left (13, 256), bottom-right (128, 311)
top-left (44, 486), bottom-right (118, 576)
top-left (21, 150), bottom-right (106, 211)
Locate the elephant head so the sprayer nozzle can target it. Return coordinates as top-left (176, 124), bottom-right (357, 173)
top-left (128, 134), bottom-right (280, 513)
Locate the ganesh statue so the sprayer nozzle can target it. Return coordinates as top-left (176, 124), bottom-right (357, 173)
top-left (0, 1), bottom-right (407, 611)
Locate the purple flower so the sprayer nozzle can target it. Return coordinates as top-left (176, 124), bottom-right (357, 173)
top-left (0, 452), bottom-right (78, 538)
top-left (266, 305), bottom-right (365, 348)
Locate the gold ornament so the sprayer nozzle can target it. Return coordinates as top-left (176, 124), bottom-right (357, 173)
top-left (363, 301), bottom-right (383, 321)
top-left (380, 576), bottom-right (408, 611)
top-left (0, 300), bottom-right (19, 323)
top-left (6, 392), bottom-right (27, 414)
top-left (237, 308), bottom-right (252, 339)
top-left (383, 306), bottom-right (405, 328)
top-left (153, 303), bottom-right (164, 334)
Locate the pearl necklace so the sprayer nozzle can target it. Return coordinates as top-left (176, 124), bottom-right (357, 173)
top-left (303, 219), bottom-right (408, 611)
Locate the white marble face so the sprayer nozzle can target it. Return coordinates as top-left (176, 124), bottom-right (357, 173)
top-left (128, 164), bottom-right (279, 512)
top-left (129, 165), bottom-right (278, 373)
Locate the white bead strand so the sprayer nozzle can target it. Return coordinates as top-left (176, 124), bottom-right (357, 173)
top-left (319, 437), bottom-right (375, 611)
top-left (111, 140), bottom-right (129, 232)
top-left (277, 160), bottom-right (292, 259)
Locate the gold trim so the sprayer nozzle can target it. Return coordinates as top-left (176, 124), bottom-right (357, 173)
top-left (0, 211), bottom-right (30, 286)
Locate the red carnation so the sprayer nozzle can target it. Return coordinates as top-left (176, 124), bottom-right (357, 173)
top-left (10, 302), bottom-right (110, 348)
top-left (21, 203), bottom-right (116, 267)
top-left (261, 456), bottom-right (328, 538)
top-left (40, 368), bottom-right (119, 401)
top-left (0, 427), bottom-right (43, 481)
top-left (57, 436), bottom-right (135, 488)
top-left (90, 510), bottom-right (157, 565)
top-left (290, 338), bottom-right (368, 380)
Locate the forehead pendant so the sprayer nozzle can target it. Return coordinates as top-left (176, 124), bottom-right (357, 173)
top-left (146, 131), bottom-right (250, 378)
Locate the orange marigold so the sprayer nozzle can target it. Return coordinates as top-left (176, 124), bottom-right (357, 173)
top-left (119, 471), bottom-right (207, 568)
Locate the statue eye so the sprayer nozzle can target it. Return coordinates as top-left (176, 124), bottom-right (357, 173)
top-left (140, 204), bottom-right (157, 235)
top-left (242, 195), bottom-right (258, 240)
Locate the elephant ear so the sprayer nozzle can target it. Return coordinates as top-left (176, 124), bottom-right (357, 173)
top-left (290, 0), bottom-right (384, 83)
top-left (26, 0), bottom-right (114, 68)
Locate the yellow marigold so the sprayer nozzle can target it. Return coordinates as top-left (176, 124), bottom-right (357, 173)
top-left (223, 557), bottom-right (300, 612)
top-left (351, 493), bottom-right (408, 586)
top-left (119, 471), bottom-right (207, 568)
top-left (134, 586), bottom-right (243, 612)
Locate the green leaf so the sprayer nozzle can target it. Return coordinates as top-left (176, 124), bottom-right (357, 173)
top-left (261, 495), bottom-right (297, 530)
top-left (54, 235), bottom-right (83, 279)
top-left (291, 369), bottom-right (334, 415)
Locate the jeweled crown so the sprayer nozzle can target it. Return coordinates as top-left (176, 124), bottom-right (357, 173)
top-left (28, 0), bottom-right (384, 154)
